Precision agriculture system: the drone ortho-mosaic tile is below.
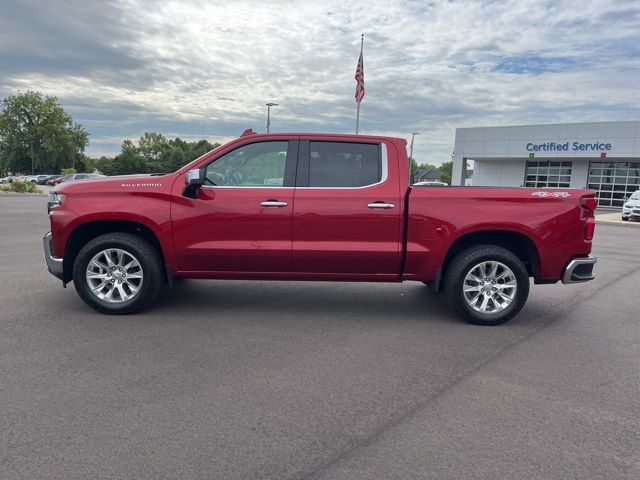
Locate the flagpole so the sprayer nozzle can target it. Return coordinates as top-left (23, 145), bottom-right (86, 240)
top-left (355, 33), bottom-right (364, 134)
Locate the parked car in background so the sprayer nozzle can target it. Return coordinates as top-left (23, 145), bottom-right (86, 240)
top-left (16, 175), bottom-right (50, 183)
top-left (37, 175), bottom-right (61, 185)
top-left (48, 173), bottom-right (103, 186)
top-left (60, 173), bottom-right (105, 183)
top-left (413, 181), bottom-right (449, 187)
top-left (48, 176), bottom-right (64, 186)
top-left (34, 175), bottom-right (53, 184)
top-left (20, 175), bottom-right (40, 183)
top-left (0, 176), bottom-right (15, 184)
top-left (622, 190), bottom-right (640, 221)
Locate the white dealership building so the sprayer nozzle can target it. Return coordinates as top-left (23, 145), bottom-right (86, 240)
top-left (452, 121), bottom-right (640, 208)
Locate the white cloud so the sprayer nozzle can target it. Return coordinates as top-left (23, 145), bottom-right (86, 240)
top-left (1, 0), bottom-right (638, 163)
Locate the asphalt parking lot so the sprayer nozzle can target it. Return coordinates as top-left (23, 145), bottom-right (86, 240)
top-left (1, 196), bottom-right (639, 480)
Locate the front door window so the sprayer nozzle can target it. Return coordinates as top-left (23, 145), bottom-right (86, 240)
top-left (205, 141), bottom-right (288, 187)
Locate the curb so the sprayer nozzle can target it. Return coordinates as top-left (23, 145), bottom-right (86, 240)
top-left (596, 219), bottom-right (640, 228)
top-left (0, 192), bottom-right (47, 197)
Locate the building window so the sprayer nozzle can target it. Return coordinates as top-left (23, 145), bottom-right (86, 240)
top-left (587, 161), bottom-right (640, 208)
top-left (524, 161), bottom-right (572, 188)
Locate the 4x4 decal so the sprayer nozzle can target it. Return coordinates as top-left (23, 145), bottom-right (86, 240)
top-left (532, 191), bottom-right (571, 198)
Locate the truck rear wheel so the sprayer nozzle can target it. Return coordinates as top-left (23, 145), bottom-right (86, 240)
top-left (72, 233), bottom-right (163, 314)
top-left (444, 245), bottom-right (529, 325)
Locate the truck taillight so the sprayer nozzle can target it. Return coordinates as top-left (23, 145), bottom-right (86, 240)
top-left (581, 197), bottom-right (597, 216)
top-left (584, 217), bottom-right (595, 241)
top-left (581, 196), bottom-right (596, 241)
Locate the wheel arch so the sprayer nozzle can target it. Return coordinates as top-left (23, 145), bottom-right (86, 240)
top-left (63, 220), bottom-right (165, 283)
top-left (441, 229), bottom-right (541, 284)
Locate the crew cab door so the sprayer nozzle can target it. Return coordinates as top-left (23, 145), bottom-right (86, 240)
top-left (171, 139), bottom-right (298, 273)
top-left (292, 139), bottom-right (403, 278)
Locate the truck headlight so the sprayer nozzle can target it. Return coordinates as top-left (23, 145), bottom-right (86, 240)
top-left (48, 192), bottom-right (66, 212)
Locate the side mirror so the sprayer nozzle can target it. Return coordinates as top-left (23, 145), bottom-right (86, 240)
top-left (186, 168), bottom-right (204, 186)
top-left (183, 168), bottom-right (204, 198)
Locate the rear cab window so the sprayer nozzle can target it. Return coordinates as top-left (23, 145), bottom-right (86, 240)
top-left (297, 141), bottom-right (385, 188)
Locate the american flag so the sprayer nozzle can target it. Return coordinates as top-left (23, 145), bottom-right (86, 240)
top-left (355, 50), bottom-right (365, 103)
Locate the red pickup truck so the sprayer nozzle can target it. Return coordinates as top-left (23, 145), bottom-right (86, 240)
top-left (44, 131), bottom-right (597, 325)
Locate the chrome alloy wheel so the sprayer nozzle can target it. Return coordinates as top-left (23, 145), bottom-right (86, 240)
top-left (462, 261), bottom-right (517, 314)
top-left (85, 248), bottom-right (143, 303)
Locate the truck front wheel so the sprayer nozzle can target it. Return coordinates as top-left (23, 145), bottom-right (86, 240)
top-left (444, 245), bottom-right (530, 325)
top-left (72, 233), bottom-right (163, 314)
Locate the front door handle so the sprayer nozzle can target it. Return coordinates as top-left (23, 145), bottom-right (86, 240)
top-left (367, 202), bottom-right (395, 209)
top-left (260, 200), bottom-right (288, 208)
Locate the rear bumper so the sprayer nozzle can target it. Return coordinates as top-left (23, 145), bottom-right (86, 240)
top-left (43, 232), bottom-right (64, 280)
top-left (562, 255), bottom-right (597, 284)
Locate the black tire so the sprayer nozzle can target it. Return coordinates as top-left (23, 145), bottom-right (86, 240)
top-left (444, 245), bottom-right (530, 325)
top-left (72, 232), bottom-right (164, 314)
top-left (621, 216), bottom-right (628, 221)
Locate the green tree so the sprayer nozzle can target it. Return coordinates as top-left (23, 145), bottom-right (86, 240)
top-left (438, 161), bottom-right (453, 185)
top-left (159, 146), bottom-right (187, 172)
top-left (92, 136), bottom-right (221, 177)
top-left (187, 139), bottom-right (218, 161)
top-left (409, 157), bottom-right (419, 183)
top-left (0, 91), bottom-right (88, 175)
top-left (74, 154), bottom-right (94, 173)
top-left (138, 132), bottom-right (169, 171)
top-left (95, 155), bottom-right (115, 175)
top-left (111, 140), bottom-right (148, 175)
top-left (139, 132), bottom-right (168, 160)
top-left (170, 137), bottom-right (190, 152)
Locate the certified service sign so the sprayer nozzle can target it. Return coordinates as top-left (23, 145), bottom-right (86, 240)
top-left (526, 141), bottom-right (612, 152)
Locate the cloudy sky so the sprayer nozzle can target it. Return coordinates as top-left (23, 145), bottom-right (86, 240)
top-left (1, 0), bottom-right (639, 164)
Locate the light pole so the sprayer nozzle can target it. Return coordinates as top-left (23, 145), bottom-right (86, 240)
top-left (409, 132), bottom-right (420, 161)
top-left (266, 103), bottom-right (278, 133)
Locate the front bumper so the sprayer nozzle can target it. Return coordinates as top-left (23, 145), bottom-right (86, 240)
top-left (43, 232), bottom-right (64, 280)
top-left (562, 255), bottom-right (597, 284)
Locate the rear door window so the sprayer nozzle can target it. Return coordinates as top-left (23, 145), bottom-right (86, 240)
top-left (304, 142), bottom-right (381, 188)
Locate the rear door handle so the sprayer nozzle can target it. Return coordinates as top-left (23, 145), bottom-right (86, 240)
top-left (260, 201), bottom-right (288, 208)
top-left (367, 202), bottom-right (395, 209)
